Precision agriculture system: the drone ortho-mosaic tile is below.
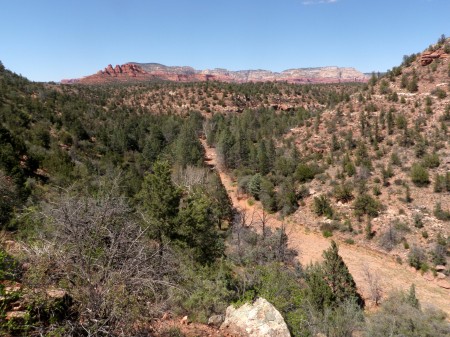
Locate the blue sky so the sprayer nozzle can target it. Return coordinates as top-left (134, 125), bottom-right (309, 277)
top-left (1, 0), bottom-right (449, 82)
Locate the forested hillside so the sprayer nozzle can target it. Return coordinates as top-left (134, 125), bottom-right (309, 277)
top-left (198, 37), bottom-right (450, 275)
top-left (0, 37), bottom-right (449, 337)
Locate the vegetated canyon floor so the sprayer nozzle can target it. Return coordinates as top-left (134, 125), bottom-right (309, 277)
top-left (201, 139), bottom-right (450, 317)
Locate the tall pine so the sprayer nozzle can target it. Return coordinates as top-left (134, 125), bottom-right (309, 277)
top-left (138, 160), bottom-right (182, 253)
top-left (322, 240), bottom-right (364, 308)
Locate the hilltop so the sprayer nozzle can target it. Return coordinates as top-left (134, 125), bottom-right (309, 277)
top-left (61, 62), bottom-right (368, 85)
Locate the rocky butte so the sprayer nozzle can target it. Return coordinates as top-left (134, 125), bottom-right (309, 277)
top-left (61, 63), bottom-right (369, 84)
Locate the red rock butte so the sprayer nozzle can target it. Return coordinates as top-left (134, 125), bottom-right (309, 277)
top-left (61, 63), bottom-right (369, 84)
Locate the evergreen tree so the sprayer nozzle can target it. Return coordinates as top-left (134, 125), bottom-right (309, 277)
top-left (217, 128), bottom-right (235, 169)
top-left (205, 173), bottom-right (233, 229)
top-left (257, 141), bottom-right (270, 175)
top-left (138, 160), bottom-right (182, 252)
top-left (142, 125), bottom-right (166, 165)
top-left (174, 123), bottom-right (204, 168)
top-left (387, 108), bottom-right (394, 135)
top-left (178, 193), bottom-right (224, 264)
top-left (322, 241), bottom-right (364, 308)
top-left (305, 263), bottom-right (335, 312)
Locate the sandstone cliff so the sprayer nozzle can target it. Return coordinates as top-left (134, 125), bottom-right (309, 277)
top-left (62, 63), bottom-right (368, 84)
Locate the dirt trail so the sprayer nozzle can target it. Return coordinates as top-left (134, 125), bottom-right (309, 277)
top-left (202, 140), bottom-right (450, 316)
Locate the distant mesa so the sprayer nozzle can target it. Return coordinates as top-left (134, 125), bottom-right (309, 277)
top-left (61, 63), bottom-right (369, 84)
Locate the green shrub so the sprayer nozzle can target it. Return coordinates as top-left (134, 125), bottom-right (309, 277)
top-left (410, 163), bottom-right (430, 186)
top-left (353, 193), bottom-right (381, 219)
top-left (413, 213), bottom-right (424, 228)
top-left (295, 163), bottom-right (318, 182)
top-left (379, 226), bottom-right (400, 251)
top-left (0, 248), bottom-right (21, 281)
top-left (431, 242), bottom-right (447, 266)
top-left (372, 185), bottom-right (381, 196)
top-left (322, 230), bottom-right (333, 238)
top-left (161, 327), bottom-right (185, 337)
top-left (247, 173), bottom-right (262, 200)
top-left (240, 264), bottom-right (306, 337)
top-left (408, 246), bottom-right (426, 270)
top-left (333, 183), bottom-right (354, 203)
top-left (176, 260), bottom-right (236, 323)
top-left (434, 202), bottom-right (450, 221)
top-left (345, 238), bottom-right (355, 245)
top-left (421, 153), bottom-right (440, 168)
top-left (431, 87), bottom-right (447, 99)
top-left (365, 288), bottom-right (449, 337)
top-left (313, 195), bottom-right (334, 218)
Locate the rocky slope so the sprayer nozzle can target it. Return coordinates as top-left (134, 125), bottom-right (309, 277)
top-left (282, 38), bottom-right (450, 275)
top-left (62, 62), bottom-right (368, 84)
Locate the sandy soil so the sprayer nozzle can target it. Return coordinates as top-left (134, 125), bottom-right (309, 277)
top-left (201, 139), bottom-right (450, 316)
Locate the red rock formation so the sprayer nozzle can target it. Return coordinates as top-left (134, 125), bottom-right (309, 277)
top-left (62, 63), bottom-right (369, 85)
top-left (420, 49), bottom-right (449, 66)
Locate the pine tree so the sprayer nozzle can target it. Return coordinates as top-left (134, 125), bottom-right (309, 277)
top-left (138, 160), bottom-right (182, 252)
top-left (178, 193), bottom-right (224, 264)
top-left (387, 109), bottom-right (394, 135)
top-left (257, 141), bottom-right (270, 175)
top-left (305, 263), bottom-right (335, 312)
top-left (206, 173), bottom-right (233, 229)
top-left (174, 124), bottom-right (204, 168)
top-left (322, 241), bottom-right (364, 308)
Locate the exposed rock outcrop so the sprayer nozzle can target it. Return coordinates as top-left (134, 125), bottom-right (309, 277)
top-left (62, 63), bottom-right (368, 84)
top-left (420, 49), bottom-right (449, 66)
top-left (220, 297), bottom-right (290, 337)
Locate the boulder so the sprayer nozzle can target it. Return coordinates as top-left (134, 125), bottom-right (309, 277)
top-left (436, 272), bottom-right (446, 280)
top-left (208, 314), bottom-right (225, 327)
top-left (5, 311), bottom-right (27, 320)
top-left (437, 279), bottom-right (450, 289)
top-left (46, 288), bottom-right (67, 299)
top-left (435, 265), bottom-right (446, 271)
top-left (220, 297), bottom-right (290, 337)
top-left (180, 315), bottom-right (189, 325)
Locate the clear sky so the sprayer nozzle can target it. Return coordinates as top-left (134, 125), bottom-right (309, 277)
top-left (1, 0), bottom-right (449, 82)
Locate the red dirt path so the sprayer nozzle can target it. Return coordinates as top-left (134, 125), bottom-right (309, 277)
top-left (201, 139), bottom-right (450, 316)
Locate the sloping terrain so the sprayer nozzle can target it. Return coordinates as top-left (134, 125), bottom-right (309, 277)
top-left (281, 38), bottom-right (450, 264)
top-left (202, 139), bottom-right (450, 316)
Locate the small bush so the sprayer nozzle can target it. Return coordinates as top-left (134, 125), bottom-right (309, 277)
top-left (322, 230), bottom-right (333, 238)
top-left (353, 193), bottom-right (381, 219)
top-left (434, 202), bottom-right (450, 221)
top-left (431, 243), bottom-right (447, 266)
top-left (333, 183), bottom-right (354, 203)
top-left (434, 174), bottom-right (446, 193)
top-left (408, 246), bottom-right (426, 270)
top-left (421, 153), bottom-right (440, 168)
top-left (379, 226), bottom-right (400, 251)
top-left (295, 163), bottom-right (319, 182)
top-left (365, 288), bottom-right (450, 337)
top-left (410, 163), bottom-right (430, 187)
top-left (313, 195), bottom-right (334, 218)
top-left (161, 327), bottom-right (185, 337)
top-left (413, 213), bottom-right (424, 228)
top-left (431, 88), bottom-right (447, 99)
top-left (372, 185), bottom-right (381, 196)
